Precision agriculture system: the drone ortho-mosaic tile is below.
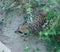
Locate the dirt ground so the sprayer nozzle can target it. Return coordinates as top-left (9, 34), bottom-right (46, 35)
top-left (0, 0), bottom-right (48, 52)
top-left (0, 10), bottom-right (47, 52)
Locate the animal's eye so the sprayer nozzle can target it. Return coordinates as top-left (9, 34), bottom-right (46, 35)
top-left (17, 31), bottom-right (23, 34)
top-left (15, 30), bottom-right (23, 34)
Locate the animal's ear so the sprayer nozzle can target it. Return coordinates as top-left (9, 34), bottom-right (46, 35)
top-left (42, 14), bottom-right (48, 17)
top-left (40, 13), bottom-right (48, 17)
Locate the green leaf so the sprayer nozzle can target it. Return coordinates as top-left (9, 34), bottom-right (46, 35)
top-left (56, 49), bottom-right (60, 52)
top-left (36, 47), bottom-right (41, 52)
top-left (24, 46), bottom-right (30, 52)
top-left (2, 49), bottom-right (4, 52)
top-left (48, 0), bottom-right (58, 6)
top-left (44, 32), bottom-right (48, 36)
top-left (39, 3), bottom-right (46, 8)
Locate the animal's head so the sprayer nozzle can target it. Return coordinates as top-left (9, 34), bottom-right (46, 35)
top-left (15, 25), bottom-right (29, 35)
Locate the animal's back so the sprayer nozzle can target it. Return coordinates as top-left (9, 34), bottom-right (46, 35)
top-left (15, 14), bottom-right (46, 35)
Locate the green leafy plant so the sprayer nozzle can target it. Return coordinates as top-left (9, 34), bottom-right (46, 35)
top-left (0, 0), bottom-right (60, 52)
top-left (24, 46), bottom-right (30, 52)
top-left (22, 0), bottom-right (60, 52)
top-left (2, 49), bottom-right (4, 52)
